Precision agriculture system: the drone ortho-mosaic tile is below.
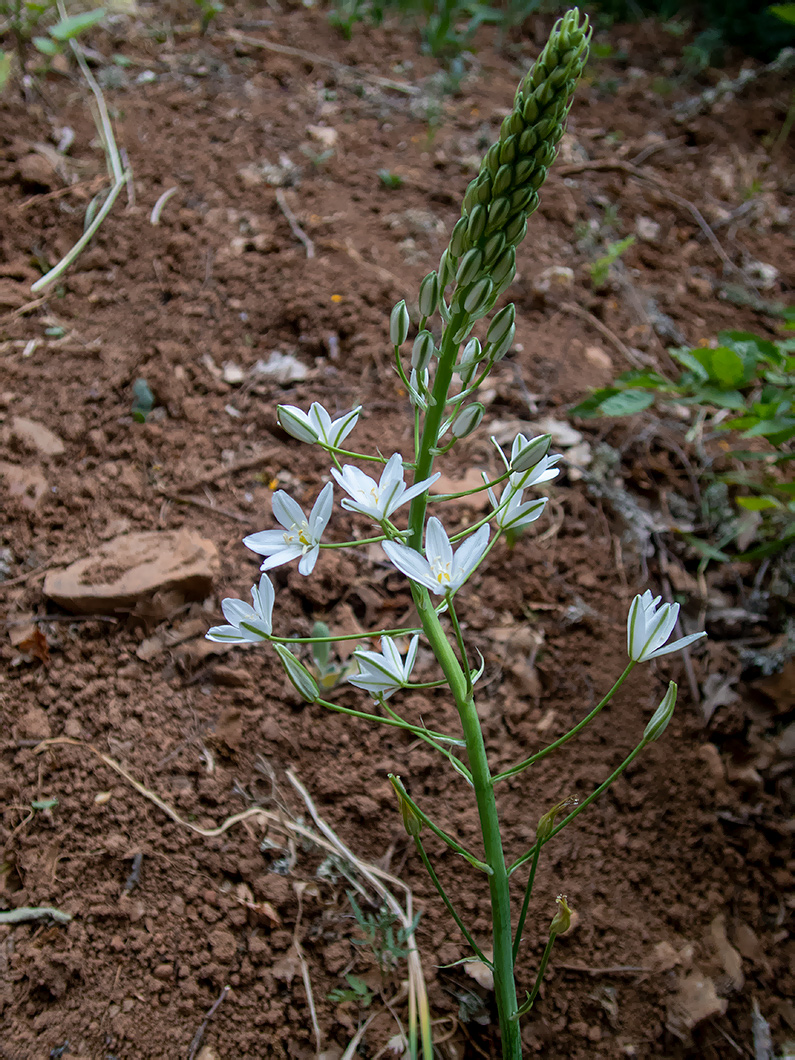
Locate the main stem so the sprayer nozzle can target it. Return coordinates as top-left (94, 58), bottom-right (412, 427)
top-left (412, 588), bottom-right (521, 1057)
top-left (407, 307), bottom-right (521, 1055)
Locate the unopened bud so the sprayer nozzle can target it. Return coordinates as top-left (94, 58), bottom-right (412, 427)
top-left (511, 433), bottom-right (552, 473)
top-left (412, 330), bottom-right (435, 372)
top-left (490, 247), bottom-right (516, 288)
top-left (449, 216), bottom-right (469, 258)
top-left (457, 338), bottom-right (482, 385)
top-left (274, 645), bottom-right (320, 704)
top-left (438, 249), bottom-right (454, 289)
top-left (452, 403), bottom-right (485, 439)
top-left (489, 322), bottom-right (515, 362)
top-left (418, 271), bottom-right (440, 318)
top-left (466, 204), bottom-right (487, 244)
top-left (549, 894), bottom-right (572, 938)
top-left (277, 405), bottom-right (318, 443)
top-left (389, 774), bottom-right (423, 837)
top-left (643, 681), bottom-right (677, 743)
top-left (390, 300), bottom-right (410, 346)
top-left (456, 247), bottom-right (484, 287)
top-left (486, 303), bottom-right (515, 348)
top-left (463, 276), bottom-right (494, 315)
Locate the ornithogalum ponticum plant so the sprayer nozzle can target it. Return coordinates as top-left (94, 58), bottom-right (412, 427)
top-left (208, 11), bottom-right (706, 1057)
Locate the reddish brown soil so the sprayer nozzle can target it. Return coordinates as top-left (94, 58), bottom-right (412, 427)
top-left (1, 3), bottom-right (793, 1058)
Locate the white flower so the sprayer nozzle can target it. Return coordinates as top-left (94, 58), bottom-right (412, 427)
top-left (244, 482), bottom-right (333, 576)
top-left (331, 453), bottom-right (440, 523)
top-left (487, 481), bottom-right (547, 532)
top-left (627, 591), bottom-right (707, 663)
top-left (348, 635), bottom-right (419, 700)
top-left (277, 402), bottom-right (361, 448)
top-left (206, 574), bottom-right (274, 643)
top-left (509, 451), bottom-right (560, 492)
top-left (383, 517), bottom-right (490, 596)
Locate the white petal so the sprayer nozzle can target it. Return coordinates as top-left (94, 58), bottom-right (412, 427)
top-left (259, 545), bottom-right (303, 571)
top-left (252, 574), bottom-right (275, 632)
top-left (399, 471), bottom-right (441, 509)
top-left (404, 635), bottom-right (419, 678)
top-left (646, 631), bottom-right (707, 659)
top-left (273, 490), bottom-right (306, 531)
top-left (451, 524), bottom-right (490, 584)
top-left (298, 543), bottom-right (321, 575)
top-left (381, 636), bottom-right (403, 676)
top-left (310, 402), bottom-right (333, 441)
top-left (206, 624), bottom-right (247, 643)
top-left (309, 482), bottom-right (334, 535)
top-left (243, 529), bottom-right (287, 555)
top-left (627, 594), bottom-right (644, 659)
top-left (330, 406), bottom-right (361, 446)
top-left (382, 540), bottom-right (436, 591)
top-left (221, 597), bottom-right (257, 626)
top-left (425, 517), bottom-right (453, 568)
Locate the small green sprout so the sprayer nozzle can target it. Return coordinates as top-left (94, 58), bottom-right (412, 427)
top-left (378, 169), bottom-right (403, 189)
top-left (589, 234), bottom-right (635, 289)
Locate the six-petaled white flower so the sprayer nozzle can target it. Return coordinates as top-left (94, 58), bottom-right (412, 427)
top-left (244, 482), bottom-right (333, 576)
top-left (206, 574), bottom-right (275, 643)
top-left (627, 591), bottom-right (706, 663)
top-left (332, 453), bottom-right (440, 523)
top-left (383, 517), bottom-right (490, 596)
top-left (348, 635), bottom-right (419, 700)
top-left (487, 481), bottom-right (548, 532)
top-left (277, 402), bottom-right (361, 448)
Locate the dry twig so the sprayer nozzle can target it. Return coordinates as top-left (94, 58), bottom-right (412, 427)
top-left (558, 300), bottom-right (644, 369)
top-left (275, 188), bottom-right (315, 259)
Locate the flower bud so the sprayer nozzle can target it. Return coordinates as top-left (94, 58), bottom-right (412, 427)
top-left (457, 337), bottom-right (482, 385)
top-left (493, 163), bottom-right (514, 196)
top-left (466, 204), bottom-right (487, 244)
top-left (449, 216), bottom-right (469, 258)
top-left (277, 405), bottom-right (319, 443)
top-left (463, 276), bottom-right (494, 315)
top-left (390, 300), bottom-right (410, 346)
top-left (438, 249), bottom-right (454, 289)
top-left (510, 433), bottom-right (552, 472)
top-left (452, 402), bottom-right (485, 438)
top-left (490, 247), bottom-right (516, 288)
top-left (274, 644), bottom-right (320, 703)
top-left (411, 330), bottom-right (435, 372)
top-left (482, 231), bottom-right (506, 267)
top-left (456, 247), bottom-right (484, 287)
top-left (486, 303), bottom-right (515, 348)
top-left (389, 774), bottom-right (423, 837)
top-left (418, 271), bottom-right (440, 318)
top-left (504, 214), bottom-right (527, 247)
top-left (485, 196), bottom-right (511, 235)
top-left (549, 894), bottom-right (572, 938)
top-left (489, 322), bottom-right (515, 362)
top-left (643, 681), bottom-right (677, 743)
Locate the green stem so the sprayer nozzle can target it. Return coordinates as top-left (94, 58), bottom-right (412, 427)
top-left (509, 740), bottom-right (647, 876)
top-left (412, 587), bottom-right (522, 1057)
top-left (314, 696), bottom-right (458, 744)
top-left (493, 663), bottom-right (634, 784)
top-left (321, 535), bottom-right (386, 549)
top-left (389, 774), bottom-right (486, 869)
top-left (513, 933), bottom-right (557, 1020)
top-left (414, 837), bottom-right (491, 965)
top-left (512, 843), bottom-right (540, 964)
top-left (380, 704), bottom-right (472, 778)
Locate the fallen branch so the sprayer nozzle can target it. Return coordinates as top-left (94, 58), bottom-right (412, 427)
top-left (0, 906), bottom-right (72, 925)
top-left (558, 300), bottom-right (645, 369)
top-left (187, 984), bottom-right (229, 1060)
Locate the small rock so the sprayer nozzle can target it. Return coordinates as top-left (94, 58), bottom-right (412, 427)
top-left (44, 530), bottom-right (219, 615)
top-left (306, 124), bottom-right (338, 149)
top-left (222, 362), bottom-right (245, 384)
top-left (196, 1046), bottom-right (221, 1060)
top-left (531, 265), bottom-right (575, 303)
top-left (17, 153), bottom-right (55, 188)
top-left (687, 275), bottom-right (713, 298)
top-left (584, 345), bottom-right (613, 373)
top-left (669, 969), bottom-right (727, 1030)
top-left (253, 351), bottom-right (308, 384)
top-left (153, 963), bottom-right (173, 981)
top-left (635, 216), bottom-right (661, 242)
top-left (11, 416), bottom-right (65, 457)
top-left (0, 462), bottom-right (49, 511)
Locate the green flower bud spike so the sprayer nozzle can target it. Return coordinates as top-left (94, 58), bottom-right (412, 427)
top-left (418, 271), bottom-right (440, 318)
top-left (443, 9), bottom-right (591, 298)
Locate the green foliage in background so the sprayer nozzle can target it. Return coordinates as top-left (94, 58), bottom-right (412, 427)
top-left (0, 2), bottom-right (105, 84)
top-left (573, 323), bottom-right (795, 561)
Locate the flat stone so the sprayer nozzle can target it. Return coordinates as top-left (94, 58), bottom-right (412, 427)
top-left (0, 461), bottom-right (49, 510)
top-left (11, 416), bottom-right (66, 457)
top-left (44, 530), bottom-right (219, 615)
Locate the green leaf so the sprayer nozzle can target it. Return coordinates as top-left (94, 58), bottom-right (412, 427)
top-left (0, 51), bottom-right (11, 92)
top-left (571, 388), bottom-right (620, 418)
top-left (768, 4), bottom-right (795, 24)
top-left (679, 533), bottom-right (731, 562)
top-left (33, 36), bottom-right (60, 54)
top-left (671, 347), bottom-right (710, 382)
top-left (615, 369), bottom-right (669, 389)
top-left (710, 346), bottom-right (745, 386)
top-left (49, 8), bottom-right (106, 40)
top-left (681, 386), bottom-right (745, 410)
top-left (31, 798), bottom-right (58, 811)
top-left (743, 416), bottom-right (795, 438)
top-left (597, 389), bottom-right (655, 416)
top-left (736, 496), bottom-right (781, 511)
